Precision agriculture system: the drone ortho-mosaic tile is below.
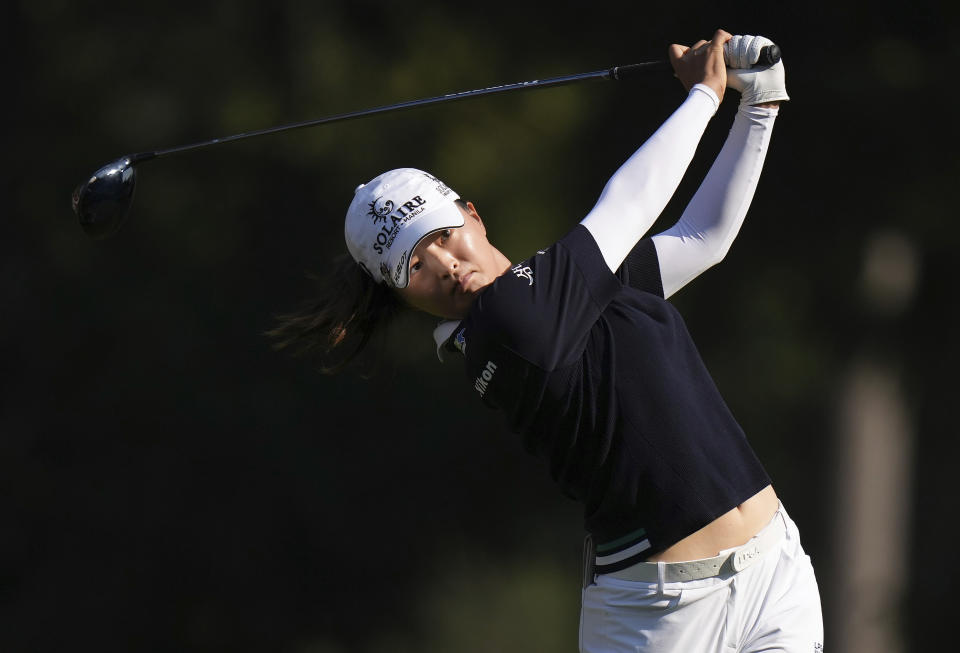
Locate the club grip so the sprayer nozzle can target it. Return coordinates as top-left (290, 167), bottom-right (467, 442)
top-left (609, 61), bottom-right (671, 80)
top-left (610, 45), bottom-right (781, 81)
top-left (756, 44), bottom-right (781, 66)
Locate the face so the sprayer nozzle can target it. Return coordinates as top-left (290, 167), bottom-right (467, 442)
top-left (395, 202), bottom-right (509, 319)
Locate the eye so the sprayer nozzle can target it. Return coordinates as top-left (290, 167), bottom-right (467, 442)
top-left (440, 229), bottom-right (452, 241)
top-left (410, 259), bottom-right (422, 273)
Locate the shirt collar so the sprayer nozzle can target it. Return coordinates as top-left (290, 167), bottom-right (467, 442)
top-left (432, 320), bottom-right (461, 362)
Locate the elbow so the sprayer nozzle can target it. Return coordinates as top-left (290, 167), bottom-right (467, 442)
top-left (598, 173), bottom-right (655, 209)
top-left (704, 243), bottom-right (731, 269)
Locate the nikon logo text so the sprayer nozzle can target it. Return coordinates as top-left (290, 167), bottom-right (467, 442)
top-left (474, 360), bottom-right (498, 397)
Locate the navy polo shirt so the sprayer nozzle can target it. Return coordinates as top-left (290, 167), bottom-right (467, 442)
top-left (445, 225), bottom-right (770, 568)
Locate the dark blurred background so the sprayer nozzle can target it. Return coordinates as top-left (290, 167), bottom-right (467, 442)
top-left (4, 1), bottom-right (957, 651)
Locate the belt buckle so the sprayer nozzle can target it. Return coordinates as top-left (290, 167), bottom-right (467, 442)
top-left (732, 542), bottom-right (762, 572)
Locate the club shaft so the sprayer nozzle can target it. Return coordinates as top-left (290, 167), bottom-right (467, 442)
top-left (128, 45), bottom-right (778, 165)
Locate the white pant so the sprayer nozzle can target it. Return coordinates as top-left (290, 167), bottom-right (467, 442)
top-left (580, 506), bottom-right (823, 652)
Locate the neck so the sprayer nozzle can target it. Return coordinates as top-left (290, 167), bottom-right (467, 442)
top-left (492, 246), bottom-right (512, 279)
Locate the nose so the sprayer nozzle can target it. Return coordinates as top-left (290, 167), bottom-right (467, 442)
top-left (442, 252), bottom-right (459, 278)
top-left (425, 244), bottom-right (459, 279)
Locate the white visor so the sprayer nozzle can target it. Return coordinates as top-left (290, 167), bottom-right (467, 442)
top-left (344, 168), bottom-right (464, 288)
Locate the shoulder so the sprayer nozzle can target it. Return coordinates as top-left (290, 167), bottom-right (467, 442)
top-left (485, 226), bottom-right (620, 313)
top-left (462, 227), bottom-right (623, 370)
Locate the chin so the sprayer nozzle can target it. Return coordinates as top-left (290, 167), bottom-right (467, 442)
top-left (445, 298), bottom-right (474, 320)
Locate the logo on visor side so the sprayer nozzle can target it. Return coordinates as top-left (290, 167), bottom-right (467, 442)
top-left (453, 328), bottom-right (467, 355)
top-left (370, 195), bottom-right (429, 255)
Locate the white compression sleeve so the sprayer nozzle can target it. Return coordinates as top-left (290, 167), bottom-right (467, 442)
top-left (651, 104), bottom-right (778, 298)
top-left (581, 85), bottom-right (719, 272)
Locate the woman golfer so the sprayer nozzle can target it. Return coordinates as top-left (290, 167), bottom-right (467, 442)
top-left (273, 29), bottom-right (823, 652)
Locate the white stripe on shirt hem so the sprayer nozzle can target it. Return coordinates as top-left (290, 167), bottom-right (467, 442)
top-left (595, 539), bottom-right (652, 566)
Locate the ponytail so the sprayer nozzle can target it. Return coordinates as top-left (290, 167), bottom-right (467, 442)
top-left (267, 254), bottom-right (405, 373)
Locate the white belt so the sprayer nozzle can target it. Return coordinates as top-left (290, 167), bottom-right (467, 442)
top-left (605, 510), bottom-right (786, 583)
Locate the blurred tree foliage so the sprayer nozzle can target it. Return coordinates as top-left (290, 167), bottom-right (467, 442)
top-left (3, 1), bottom-right (958, 651)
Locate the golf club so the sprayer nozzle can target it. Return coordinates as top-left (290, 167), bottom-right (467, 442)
top-left (72, 45), bottom-right (780, 239)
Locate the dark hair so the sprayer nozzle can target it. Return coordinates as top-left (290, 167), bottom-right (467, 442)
top-left (267, 254), bottom-right (406, 374)
top-left (268, 199), bottom-right (471, 373)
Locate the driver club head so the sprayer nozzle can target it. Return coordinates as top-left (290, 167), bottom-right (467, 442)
top-left (73, 157), bottom-right (137, 239)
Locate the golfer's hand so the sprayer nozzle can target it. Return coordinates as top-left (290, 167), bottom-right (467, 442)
top-left (669, 29), bottom-right (732, 102)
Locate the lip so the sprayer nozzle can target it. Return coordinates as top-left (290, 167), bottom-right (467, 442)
top-left (457, 271), bottom-right (475, 294)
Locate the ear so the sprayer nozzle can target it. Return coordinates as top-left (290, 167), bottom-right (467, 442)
top-left (464, 201), bottom-right (486, 235)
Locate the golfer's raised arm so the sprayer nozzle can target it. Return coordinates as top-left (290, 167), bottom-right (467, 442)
top-left (652, 35), bottom-right (789, 298)
top-left (652, 103), bottom-right (779, 298)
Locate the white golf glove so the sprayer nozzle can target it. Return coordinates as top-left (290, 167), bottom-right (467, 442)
top-left (723, 34), bottom-right (789, 106)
